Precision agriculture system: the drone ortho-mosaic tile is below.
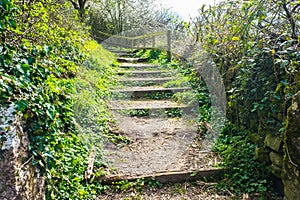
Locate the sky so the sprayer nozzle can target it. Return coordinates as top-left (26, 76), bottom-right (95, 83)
top-left (156, 0), bottom-right (221, 21)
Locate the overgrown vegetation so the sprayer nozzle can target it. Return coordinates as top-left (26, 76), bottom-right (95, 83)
top-left (183, 0), bottom-right (299, 197)
top-left (1, 0), bottom-right (299, 198)
top-left (213, 122), bottom-right (270, 196)
top-left (0, 0), bottom-right (116, 199)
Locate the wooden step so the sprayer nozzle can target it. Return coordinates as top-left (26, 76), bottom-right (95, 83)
top-left (116, 53), bottom-right (135, 57)
top-left (118, 70), bottom-right (173, 78)
top-left (112, 87), bottom-right (192, 99)
top-left (97, 168), bottom-right (224, 184)
top-left (109, 50), bottom-right (132, 54)
top-left (110, 100), bottom-right (190, 110)
top-left (119, 63), bottom-right (160, 70)
top-left (114, 87), bottom-right (191, 93)
top-left (119, 77), bottom-right (173, 85)
top-left (117, 57), bottom-right (147, 63)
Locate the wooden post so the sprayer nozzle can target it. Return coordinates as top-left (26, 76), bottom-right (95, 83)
top-left (167, 30), bottom-right (171, 62)
top-left (152, 36), bottom-right (155, 48)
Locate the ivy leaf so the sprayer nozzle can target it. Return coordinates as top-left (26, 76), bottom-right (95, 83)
top-left (232, 36), bottom-right (240, 41)
top-left (8, 19), bottom-right (17, 29)
top-left (0, 21), bottom-right (5, 30)
top-left (16, 100), bottom-right (28, 112)
top-left (21, 63), bottom-right (30, 73)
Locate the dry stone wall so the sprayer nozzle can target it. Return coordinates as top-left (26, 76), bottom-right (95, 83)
top-left (282, 91), bottom-right (300, 200)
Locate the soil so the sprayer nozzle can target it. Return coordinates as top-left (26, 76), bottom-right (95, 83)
top-left (96, 181), bottom-right (264, 200)
top-left (103, 113), bottom-right (220, 177)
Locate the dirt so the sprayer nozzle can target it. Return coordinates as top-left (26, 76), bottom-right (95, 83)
top-left (103, 113), bottom-right (220, 177)
top-left (102, 57), bottom-right (221, 179)
top-left (96, 181), bottom-right (265, 200)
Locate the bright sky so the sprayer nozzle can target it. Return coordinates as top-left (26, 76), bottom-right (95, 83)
top-left (157, 0), bottom-right (221, 21)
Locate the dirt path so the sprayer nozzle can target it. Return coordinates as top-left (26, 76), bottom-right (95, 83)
top-left (102, 53), bottom-right (221, 181)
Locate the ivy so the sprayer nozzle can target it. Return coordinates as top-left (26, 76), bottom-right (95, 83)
top-left (1, 1), bottom-right (116, 199)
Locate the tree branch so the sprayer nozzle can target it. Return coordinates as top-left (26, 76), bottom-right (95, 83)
top-left (282, 2), bottom-right (297, 40)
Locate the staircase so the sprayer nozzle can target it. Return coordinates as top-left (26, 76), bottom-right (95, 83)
top-left (100, 50), bottom-right (223, 183)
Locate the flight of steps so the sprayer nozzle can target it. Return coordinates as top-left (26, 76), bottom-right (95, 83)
top-left (100, 49), bottom-right (223, 184)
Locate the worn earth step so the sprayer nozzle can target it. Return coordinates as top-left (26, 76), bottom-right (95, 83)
top-left (119, 77), bottom-right (173, 86)
top-left (110, 100), bottom-right (191, 110)
top-left (117, 57), bottom-right (147, 63)
top-left (119, 63), bottom-right (160, 70)
top-left (112, 87), bottom-right (192, 99)
top-left (118, 70), bottom-right (173, 78)
top-left (114, 87), bottom-right (192, 93)
top-left (116, 53), bottom-right (135, 57)
top-left (98, 168), bottom-right (224, 184)
top-left (109, 49), bottom-right (133, 54)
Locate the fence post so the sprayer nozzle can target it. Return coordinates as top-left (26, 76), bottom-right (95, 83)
top-left (152, 36), bottom-right (155, 48)
top-left (167, 30), bottom-right (171, 62)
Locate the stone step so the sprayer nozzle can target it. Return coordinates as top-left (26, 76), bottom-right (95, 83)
top-left (117, 57), bottom-right (147, 63)
top-left (97, 168), bottom-right (224, 184)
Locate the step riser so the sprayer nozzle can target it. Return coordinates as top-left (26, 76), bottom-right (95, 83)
top-left (98, 168), bottom-right (225, 184)
top-left (118, 72), bottom-right (172, 78)
top-left (117, 57), bottom-right (148, 63)
top-left (119, 66), bottom-right (160, 70)
top-left (111, 107), bottom-right (198, 118)
top-left (115, 52), bottom-right (134, 58)
top-left (119, 80), bottom-right (170, 86)
top-left (112, 91), bottom-right (174, 100)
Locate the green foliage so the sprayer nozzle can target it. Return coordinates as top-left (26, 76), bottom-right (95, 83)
top-left (185, 1), bottom-right (299, 196)
top-left (144, 91), bottom-right (174, 100)
top-left (74, 40), bottom-right (117, 156)
top-left (165, 108), bottom-right (183, 118)
top-left (213, 123), bottom-right (270, 196)
top-left (0, 0), bottom-right (116, 199)
top-left (111, 178), bottom-right (162, 193)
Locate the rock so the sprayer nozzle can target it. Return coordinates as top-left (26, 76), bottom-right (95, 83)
top-left (255, 147), bottom-right (270, 163)
top-left (271, 164), bottom-right (282, 179)
top-left (0, 103), bottom-right (45, 199)
top-left (264, 133), bottom-right (283, 152)
top-left (269, 151), bottom-right (283, 168)
top-left (282, 91), bottom-right (300, 200)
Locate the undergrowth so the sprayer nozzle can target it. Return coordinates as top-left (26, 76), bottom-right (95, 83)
top-left (0, 1), bottom-right (117, 199)
top-left (213, 122), bottom-right (271, 198)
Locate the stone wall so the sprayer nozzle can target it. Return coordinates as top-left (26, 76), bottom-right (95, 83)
top-left (282, 91), bottom-right (300, 200)
top-left (0, 104), bottom-right (45, 199)
top-left (255, 91), bottom-right (300, 200)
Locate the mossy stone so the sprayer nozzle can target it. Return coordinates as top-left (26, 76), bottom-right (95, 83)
top-left (271, 164), bottom-right (282, 179)
top-left (269, 151), bottom-right (283, 167)
top-left (255, 147), bottom-right (270, 163)
top-left (282, 91), bottom-right (300, 200)
top-left (264, 133), bottom-right (283, 152)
